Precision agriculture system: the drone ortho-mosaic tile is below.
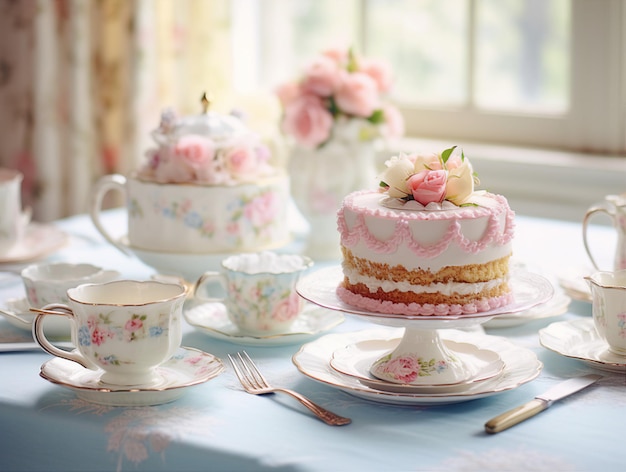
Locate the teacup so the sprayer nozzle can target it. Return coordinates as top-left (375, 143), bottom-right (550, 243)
top-left (32, 280), bottom-right (186, 386)
top-left (21, 262), bottom-right (120, 307)
top-left (0, 168), bottom-right (29, 255)
top-left (194, 251), bottom-right (313, 335)
top-left (585, 270), bottom-right (626, 356)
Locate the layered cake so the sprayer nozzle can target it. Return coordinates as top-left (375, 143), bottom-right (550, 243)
top-left (337, 147), bottom-right (515, 315)
top-left (131, 97), bottom-right (290, 254)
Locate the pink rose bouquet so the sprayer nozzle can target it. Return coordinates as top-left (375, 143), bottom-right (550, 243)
top-left (276, 48), bottom-right (404, 149)
top-left (379, 146), bottom-right (480, 206)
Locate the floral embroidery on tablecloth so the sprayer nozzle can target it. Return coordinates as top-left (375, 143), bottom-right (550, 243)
top-left (434, 446), bottom-right (577, 471)
top-left (43, 397), bottom-right (219, 472)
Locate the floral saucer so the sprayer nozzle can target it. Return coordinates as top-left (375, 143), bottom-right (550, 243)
top-left (483, 291), bottom-right (571, 329)
top-left (0, 297), bottom-right (71, 339)
top-left (293, 328), bottom-right (542, 406)
top-left (539, 318), bottom-right (626, 373)
top-left (330, 338), bottom-right (505, 394)
top-left (39, 346), bottom-right (224, 406)
top-left (183, 300), bottom-right (344, 346)
top-left (0, 223), bottom-right (68, 264)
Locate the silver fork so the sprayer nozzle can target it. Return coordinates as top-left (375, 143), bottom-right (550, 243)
top-left (228, 351), bottom-right (351, 426)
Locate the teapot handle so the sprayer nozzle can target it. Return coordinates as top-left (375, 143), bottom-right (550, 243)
top-left (582, 205), bottom-right (615, 271)
top-left (90, 174), bottom-right (133, 257)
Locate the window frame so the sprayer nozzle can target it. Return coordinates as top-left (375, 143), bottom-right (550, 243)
top-left (393, 0), bottom-right (626, 154)
top-left (246, 0), bottom-right (626, 155)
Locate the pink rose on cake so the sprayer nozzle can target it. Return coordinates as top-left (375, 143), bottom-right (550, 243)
top-left (276, 48), bottom-right (404, 149)
top-left (407, 169), bottom-right (447, 205)
top-left (379, 146), bottom-right (479, 207)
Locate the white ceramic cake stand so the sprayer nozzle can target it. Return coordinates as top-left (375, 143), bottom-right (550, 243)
top-left (296, 266), bottom-right (553, 386)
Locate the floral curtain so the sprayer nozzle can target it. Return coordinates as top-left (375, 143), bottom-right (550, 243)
top-left (0, 0), bottom-right (232, 222)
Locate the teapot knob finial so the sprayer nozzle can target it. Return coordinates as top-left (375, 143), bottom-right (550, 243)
top-left (200, 92), bottom-right (211, 114)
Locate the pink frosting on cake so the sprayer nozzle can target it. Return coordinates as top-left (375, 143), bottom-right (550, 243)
top-left (337, 190), bottom-right (514, 259)
top-left (337, 286), bottom-right (514, 315)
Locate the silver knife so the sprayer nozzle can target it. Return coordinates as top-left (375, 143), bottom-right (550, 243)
top-left (485, 374), bottom-right (602, 434)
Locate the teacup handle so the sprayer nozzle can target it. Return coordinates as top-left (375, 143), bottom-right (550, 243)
top-left (193, 271), bottom-right (227, 303)
top-left (583, 205), bottom-right (615, 271)
top-left (89, 174), bottom-right (132, 257)
top-left (32, 304), bottom-right (91, 369)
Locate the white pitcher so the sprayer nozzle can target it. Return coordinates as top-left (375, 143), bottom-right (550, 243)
top-left (583, 193), bottom-right (626, 271)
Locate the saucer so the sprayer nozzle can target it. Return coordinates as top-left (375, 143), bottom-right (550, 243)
top-left (122, 236), bottom-right (295, 281)
top-left (330, 338), bottom-right (505, 394)
top-left (483, 292), bottom-right (571, 328)
top-left (184, 300), bottom-right (344, 346)
top-left (0, 297), bottom-right (71, 339)
top-left (292, 328), bottom-right (542, 405)
top-left (297, 266), bottom-right (554, 329)
top-left (40, 346), bottom-right (224, 406)
top-left (0, 223), bottom-right (68, 264)
top-left (557, 267), bottom-right (592, 303)
top-left (539, 318), bottom-right (626, 373)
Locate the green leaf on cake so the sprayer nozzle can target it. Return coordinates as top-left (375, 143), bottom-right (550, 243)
top-left (441, 145), bottom-right (457, 164)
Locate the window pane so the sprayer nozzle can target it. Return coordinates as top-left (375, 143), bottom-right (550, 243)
top-left (475, 0), bottom-right (570, 113)
top-left (259, 0), bottom-right (360, 89)
top-left (364, 0), bottom-right (468, 106)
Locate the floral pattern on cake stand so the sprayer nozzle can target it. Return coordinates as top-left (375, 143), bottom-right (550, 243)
top-left (296, 266), bottom-right (554, 387)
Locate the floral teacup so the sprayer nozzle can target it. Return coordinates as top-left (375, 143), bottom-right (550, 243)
top-left (32, 280), bottom-right (186, 386)
top-left (194, 252), bottom-right (313, 335)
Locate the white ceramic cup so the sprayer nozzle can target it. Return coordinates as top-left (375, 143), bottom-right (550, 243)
top-left (585, 270), bottom-right (626, 356)
top-left (194, 251), bottom-right (313, 334)
top-left (33, 280), bottom-right (187, 386)
top-left (21, 262), bottom-right (120, 307)
top-left (0, 168), bottom-right (27, 255)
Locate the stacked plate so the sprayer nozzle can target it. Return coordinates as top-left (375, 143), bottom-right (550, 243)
top-left (293, 328), bottom-right (543, 406)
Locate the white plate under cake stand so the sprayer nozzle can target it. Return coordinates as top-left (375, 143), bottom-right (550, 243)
top-left (296, 266), bottom-right (552, 388)
top-left (539, 318), bottom-right (626, 373)
top-left (292, 328), bottom-right (542, 405)
top-left (39, 346), bottom-right (224, 406)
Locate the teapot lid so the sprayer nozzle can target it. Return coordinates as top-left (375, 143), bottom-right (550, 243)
top-left (151, 93), bottom-right (248, 145)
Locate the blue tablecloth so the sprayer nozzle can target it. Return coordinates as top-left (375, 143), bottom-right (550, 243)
top-left (0, 209), bottom-right (624, 472)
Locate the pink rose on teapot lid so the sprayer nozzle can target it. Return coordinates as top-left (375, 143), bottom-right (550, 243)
top-left (139, 94), bottom-right (276, 185)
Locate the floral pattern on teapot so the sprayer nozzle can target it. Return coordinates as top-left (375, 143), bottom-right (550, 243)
top-left (139, 189), bottom-right (281, 245)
